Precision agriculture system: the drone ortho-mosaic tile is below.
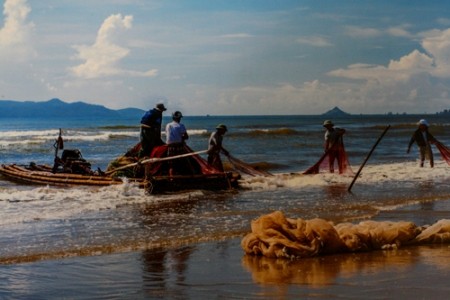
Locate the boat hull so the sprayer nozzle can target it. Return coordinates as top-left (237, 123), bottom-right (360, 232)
top-left (146, 172), bottom-right (240, 194)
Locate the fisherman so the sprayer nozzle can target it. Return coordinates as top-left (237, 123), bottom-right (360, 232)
top-left (139, 103), bottom-right (167, 158)
top-left (323, 120), bottom-right (346, 173)
top-left (407, 119), bottom-right (436, 168)
top-left (165, 111), bottom-right (189, 176)
top-left (207, 124), bottom-right (230, 172)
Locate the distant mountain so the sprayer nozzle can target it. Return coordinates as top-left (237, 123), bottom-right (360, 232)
top-left (322, 106), bottom-right (351, 117)
top-left (0, 98), bottom-right (145, 119)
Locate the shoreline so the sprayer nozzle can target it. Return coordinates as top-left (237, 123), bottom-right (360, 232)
top-left (1, 198), bottom-right (449, 299)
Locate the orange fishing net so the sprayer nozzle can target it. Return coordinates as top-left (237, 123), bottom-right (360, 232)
top-left (241, 211), bottom-right (450, 259)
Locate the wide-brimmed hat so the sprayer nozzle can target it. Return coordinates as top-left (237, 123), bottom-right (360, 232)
top-left (216, 124), bottom-right (228, 132)
top-left (172, 111), bottom-right (183, 118)
top-left (417, 119), bottom-right (429, 127)
top-left (155, 103), bottom-right (167, 111)
top-left (323, 120), bottom-right (334, 127)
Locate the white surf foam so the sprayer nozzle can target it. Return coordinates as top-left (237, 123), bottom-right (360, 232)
top-left (240, 161), bottom-right (450, 191)
top-left (0, 182), bottom-right (204, 226)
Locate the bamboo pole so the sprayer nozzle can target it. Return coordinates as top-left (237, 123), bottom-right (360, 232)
top-left (105, 149), bottom-right (208, 175)
top-left (348, 125), bottom-right (391, 192)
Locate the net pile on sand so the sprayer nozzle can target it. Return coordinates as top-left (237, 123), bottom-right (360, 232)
top-left (242, 211), bottom-right (450, 259)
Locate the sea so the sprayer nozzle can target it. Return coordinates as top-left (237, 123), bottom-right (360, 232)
top-left (0, 114), bottom-right (450, 299)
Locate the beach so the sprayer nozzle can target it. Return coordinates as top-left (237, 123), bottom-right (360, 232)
top-left (1, 199), bottom-right (449, 299)
top-left (0, 114), bottom-right (449, 298)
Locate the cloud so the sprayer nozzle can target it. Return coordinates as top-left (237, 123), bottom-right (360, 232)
top-left (0, 0), bottom-right (35, 61)
top-left (437, 18), bottom-right (450, 26)
top-left (70, 14), bottom-right (157, 79)
top-left (295, 27), bottom-right (450, 114)
top-left (329, 27), bottom-right (450, 82)
top-left (220, 33), bottom-right (252, 39)
top-left (346, 24), bottom-right (413, 39)
top-left (421, 28), bottom-right (450, 78)
top-left (386, 25), bottom-right (412, 38)
top-left (328, 50), bottom-right (434, 82)
top-left (296, 36), bottom-right (333, 47)
top-left (344, 26), bottom-right (381, 38)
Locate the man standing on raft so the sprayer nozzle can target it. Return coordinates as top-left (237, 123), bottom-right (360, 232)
top-left (139, 103), bottom-right (167, 158)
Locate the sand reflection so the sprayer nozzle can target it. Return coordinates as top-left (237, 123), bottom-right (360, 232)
top-left (242, 245), bottom-right (450, 286)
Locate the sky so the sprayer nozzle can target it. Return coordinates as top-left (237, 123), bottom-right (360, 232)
top-left (1, 0), bottom-right (450, 115)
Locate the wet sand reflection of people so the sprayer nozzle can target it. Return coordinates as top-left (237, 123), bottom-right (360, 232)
top-left (141, 246), bottom-right (195, 294)
top-left (242, 247), bottom-right (420, 287)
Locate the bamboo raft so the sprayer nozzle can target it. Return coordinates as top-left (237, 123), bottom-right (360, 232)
top-left (0, 164), bottom-right (240, 194)
top-left (0, 164), bottom-right (139, 187)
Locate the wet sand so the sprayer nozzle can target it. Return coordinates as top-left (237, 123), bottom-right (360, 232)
top-left (1, 199), bottom-right (450, 299)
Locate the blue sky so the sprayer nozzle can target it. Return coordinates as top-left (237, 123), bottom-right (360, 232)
top-left (1, 0), bottom-right (450, 115)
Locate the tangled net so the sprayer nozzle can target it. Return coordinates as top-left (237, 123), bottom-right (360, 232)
top-left (242, 211), bottom-right (450, 259)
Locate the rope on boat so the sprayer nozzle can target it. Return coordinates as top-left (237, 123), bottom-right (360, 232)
top-left (105, 149), bottom-right (208, 175)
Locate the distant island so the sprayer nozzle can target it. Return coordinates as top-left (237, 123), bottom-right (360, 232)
top-left (0, 98), bottom-right (144, 119)
top-left (321, 106), bottom-right (351, 117)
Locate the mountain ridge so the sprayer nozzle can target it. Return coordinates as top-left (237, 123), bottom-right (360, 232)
top-left (0, 98), bottom-right (145, 119)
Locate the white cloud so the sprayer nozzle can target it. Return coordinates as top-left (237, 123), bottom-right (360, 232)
top-left (421, 28), bottom-right (450, 78)
top-left (70, 14), bottom-right (157, 79)
top-left (437, 18), bottom-right (450, 26)
top-left (331, 27), bottom-right (450, 82)
top-left (388, 50), bottom-right (434, 72)
top-left (386, 25), bottom-right (412, 38)
top-left (303, 26), bottom-right (450, 114)
top-left (296, 36), bottom-right (333, 47)
top-left (345, 25), bottom-right (414, 39)
top-left (0, 0), bottom-right (35, 61)
top-left (221, 33), bottom-right (252, 39)
top-left (344, 26), bottom-right (381, 38)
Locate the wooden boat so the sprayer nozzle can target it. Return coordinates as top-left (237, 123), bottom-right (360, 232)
top-left (0, 131), bottom-right (240, 194)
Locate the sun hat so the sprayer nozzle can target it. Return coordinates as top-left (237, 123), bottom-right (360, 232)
top-left (216, 124), bottom-right (228, 131)
top-left (323, 120), bottom-right (334, 127)
top-left (417, 119), bottom-right (429, 127)
top-left (172, 111), bottom-right (183, 118)
top-left (155, 103), bottom-right (167, 111)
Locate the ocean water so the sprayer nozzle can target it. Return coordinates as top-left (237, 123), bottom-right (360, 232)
top-left (0, 114), bottom-right (450, 298)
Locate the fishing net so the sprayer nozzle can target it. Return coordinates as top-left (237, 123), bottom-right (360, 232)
top-left (241, 210), bottom-right (450, 259)
top-left (226, 155), bottom-right (273, 177)
top-left (110, 143), bottom-right (223, 177)
top-left (435, 140), bottom-right (450, 166)
top-left (303, 138), bottom-right (353, 175)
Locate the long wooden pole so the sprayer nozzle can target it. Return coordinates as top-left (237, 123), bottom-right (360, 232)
top-left (348, 125), bottom-right (391, 192)
top-left (105, 149), bottom-right (208, 175)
